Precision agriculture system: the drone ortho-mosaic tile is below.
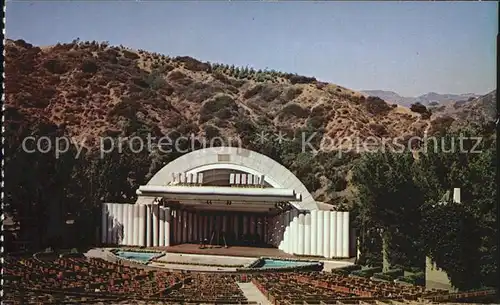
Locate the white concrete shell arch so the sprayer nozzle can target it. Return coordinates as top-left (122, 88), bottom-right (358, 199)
top-left (142, 146), bottom-right (318, 211)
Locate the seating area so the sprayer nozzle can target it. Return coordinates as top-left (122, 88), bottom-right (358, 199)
top-left (251, 272), bottom-right (453, 305)
top-left (3, 256), bottom-right (251, 304)
top-left (252, 273), bottom-right (356, 305)
top-left (169, 273), bottom-right (253, 304)
top-left (5, 255), bottom-right (481, 305)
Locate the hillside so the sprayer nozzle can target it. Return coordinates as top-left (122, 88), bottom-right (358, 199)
top-left (5, 39), bottom-right (432, 145)
top-left (428, 90), bottom-right (496, 131)
top-left (362, 90), bottom-right (481, 107)
top-left (5, 38), bottom-right (486, 204)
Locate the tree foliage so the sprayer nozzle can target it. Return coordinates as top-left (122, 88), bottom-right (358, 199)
top-left (352, 151), bottom-right (424, 270)
top-left (351, 126), bottom-right (497, 290)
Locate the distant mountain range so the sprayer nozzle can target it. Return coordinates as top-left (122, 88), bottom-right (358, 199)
top-left (430, 89), bottom-right (496, 125)
top-left (361, 90), bottom-right (482, 107)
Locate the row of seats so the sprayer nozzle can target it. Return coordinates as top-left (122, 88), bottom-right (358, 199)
top-left (250, 272), bottom-right (451, 305)
top-left (4, 256), bottom-right (454, 305)
top-left (4, 256), bottom-right (251, 304)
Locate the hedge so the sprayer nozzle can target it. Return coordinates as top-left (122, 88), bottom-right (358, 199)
top-left (351, 267), bottom-right (382, 278)
top-left (396, 272), bottom-right (425, 286)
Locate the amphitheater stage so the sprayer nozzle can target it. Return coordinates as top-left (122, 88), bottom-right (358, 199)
top-left (153, 244), bottom-right (295, 258)
top-left (155, 244), bottom-right (357, 271)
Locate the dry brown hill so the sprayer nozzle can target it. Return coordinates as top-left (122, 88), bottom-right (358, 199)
top-left (7, 38), bottom-right (474, 205)
top-left (429, 90), bottom-right (496, 130)
top-left (5, 38), bottom-right (432, 149)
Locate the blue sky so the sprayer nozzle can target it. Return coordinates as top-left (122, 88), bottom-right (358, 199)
top-left (7, 1), bottom-right (497, 97)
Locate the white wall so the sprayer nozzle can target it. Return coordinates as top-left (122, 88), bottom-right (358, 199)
top-left (102, 203), bottom-right (353, 258)
top-left (102, 203), bottom-right (161, 247)
top-left (274, 210), bottom-right (352, 258)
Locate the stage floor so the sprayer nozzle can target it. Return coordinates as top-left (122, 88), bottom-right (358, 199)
top-left (153, 244), bottom-right (295, 258)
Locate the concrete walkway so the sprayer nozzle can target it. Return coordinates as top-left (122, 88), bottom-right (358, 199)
top-left (237, 282), bottom-right (272, 305)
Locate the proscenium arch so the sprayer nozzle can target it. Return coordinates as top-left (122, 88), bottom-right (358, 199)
top-left (143, 147), bottom-right (318, 211)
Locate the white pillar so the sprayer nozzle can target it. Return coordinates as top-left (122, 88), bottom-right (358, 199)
top-left (323, 211), bottom-right (330, 258)
top-left (117, 204), bottom-right (122, 244)
top-left (317, 211), bottom-right (324, 257)
top-left (123, 204), bottom-right (135, 246)
top-left (152, 204), bottom-right (159, 247)
top-left (101, 203), bottom-right (108, 244)
top-left (310, 210), bottom-right (318, 256)
top-left (298, 213), bottom-right (305, 255)
top-left (336, 212), bottom-right (343, 257)
top-left (304, 213), bottom-right (311, 256)
top-left (122, 204), bottom-right (129, 246)
top-left (159, 208), bottom-right (165, 247)
top-left (123, 205), bottom-right (130, 246)
top-left (453, 188), bottom-right (461, 203)
top-left (146, 205), bottom-right (152, 247)
top-left (295, 210), bottom-right (300, 255)
top-left (288, 211), bottom-right (294, 254)
top-left (290, 211), bottom-right (298, 254)
top-left (139, 205), bottom-right (145, 246)
top-left (165, 208), bottom-right (171, 247)
top-left (133, 205), bottom-right (140, 246)
top-left (342, 212), bottom-right (350, 258)
top-left (330, 211), bottom-right (337, 258)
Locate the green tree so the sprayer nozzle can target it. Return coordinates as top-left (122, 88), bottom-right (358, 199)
top-left (352, 151), bottom-right (424, 270)
top-left (418, 127), bottom-right (497, 289)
